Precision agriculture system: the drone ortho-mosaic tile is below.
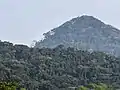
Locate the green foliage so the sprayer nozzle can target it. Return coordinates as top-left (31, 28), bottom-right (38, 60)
top-left (77, 86), bottom-right (88, 90)
top-left (87, 83), bottom-right (97, 89)
top-left (0, 81), bottom-right (26, 90)
top-left (0, 41), bottom-right (119, 90)
top-left (20, 88), bottom-right (26, 90)
top-left (98, 83), bottom-right (108, 90)
top-left (0, 82), bottom-right (17, 90)
top-left (76, 83), bottom-right (114, 90)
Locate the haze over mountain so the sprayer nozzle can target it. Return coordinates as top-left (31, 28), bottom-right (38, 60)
top-left (35, 15), bottom-right (120, 56)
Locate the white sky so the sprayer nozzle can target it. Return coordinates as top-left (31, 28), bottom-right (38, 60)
top-left (0, 0), bottom-right (120, 46)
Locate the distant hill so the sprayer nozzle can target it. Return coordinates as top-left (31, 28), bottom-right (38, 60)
top-left (35, 15), bottom-right (120, 56)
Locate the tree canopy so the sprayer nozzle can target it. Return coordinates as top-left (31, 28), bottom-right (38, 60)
top-left (0, 41), bottom-right (119, 90)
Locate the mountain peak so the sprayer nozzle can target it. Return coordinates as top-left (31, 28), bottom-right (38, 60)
top-left (35, 15), bottom-right (120, 56)
top-left (72, 15), bottom-right (101, 21)
top-left (66, 15), bottom-right (105, 28)
top-left (79, 15), bottom-right (97, 19)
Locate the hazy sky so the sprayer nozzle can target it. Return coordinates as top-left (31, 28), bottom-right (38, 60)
top-left (0, 0), bottom-right (120, 46)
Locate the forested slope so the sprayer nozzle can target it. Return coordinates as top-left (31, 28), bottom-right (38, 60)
top-left (0, 41), bottom-right (120, 90)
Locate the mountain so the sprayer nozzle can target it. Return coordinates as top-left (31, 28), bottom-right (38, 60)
top-left (35, 15), bottom-right (120, 56)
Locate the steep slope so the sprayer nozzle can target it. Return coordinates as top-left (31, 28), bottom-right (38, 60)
top-left (35, 15), bottom-right (120, 56)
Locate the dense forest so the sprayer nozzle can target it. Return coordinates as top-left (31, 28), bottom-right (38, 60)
top-left (0, 40), bottom-right (120, 90)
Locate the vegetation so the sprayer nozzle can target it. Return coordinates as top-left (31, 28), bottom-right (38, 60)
top-left (76, 83), bottom-right (114, 90)
top-left (0, 41), bottom-right (120, 90)
top-left (0, 81), bottom-right (26, 90)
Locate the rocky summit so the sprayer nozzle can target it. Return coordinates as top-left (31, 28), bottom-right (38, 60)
top-left (35, 15), bottom-right (120, 56)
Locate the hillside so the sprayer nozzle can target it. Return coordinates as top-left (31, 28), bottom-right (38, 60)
top-left (0, 41), bottom-right (120, 89)
top-left (35, 15), bottom-right (120, 56)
